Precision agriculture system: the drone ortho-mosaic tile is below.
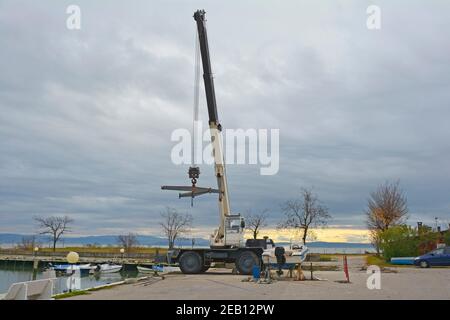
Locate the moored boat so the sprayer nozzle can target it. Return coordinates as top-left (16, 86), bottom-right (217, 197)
top-left (96, 263), bottom-right (122, 273)
top-left (49, 263), bottom-right (94, 276)
top-left (137, 265), bottom-right (180, 274)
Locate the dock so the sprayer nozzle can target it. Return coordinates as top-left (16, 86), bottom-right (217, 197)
top-left (0, 250), bottom-right (159, 269)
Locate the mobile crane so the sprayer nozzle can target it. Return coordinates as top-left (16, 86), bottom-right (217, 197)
top-left (161, 10), bottom-right (277, 275)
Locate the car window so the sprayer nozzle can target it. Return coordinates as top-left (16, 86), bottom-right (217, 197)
top-left (432, 248), bottom-right (444, 255)
top-left (445, 247), bottom-right (450, 254)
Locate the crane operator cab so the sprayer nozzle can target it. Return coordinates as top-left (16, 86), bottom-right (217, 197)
top-left (210, 215), bottom-right (245, 248)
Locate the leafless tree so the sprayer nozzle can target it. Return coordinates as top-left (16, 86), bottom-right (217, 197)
top-left (17, 235), bottom-right (39, 252)
top-left (246, 209), bottom-right (268, 239)
top-left (117, 233), bottom-right (139, 252)
top-left (160, 207), bottom-right (193, 249)
top-left (34, 215), bottom-right (73, 252)
top-left (365, 180), bottom-right (408, 254)
top-left (279, 188), bottom-right (331, 244)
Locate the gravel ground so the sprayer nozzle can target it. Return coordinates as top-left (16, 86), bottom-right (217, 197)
top-left (68, 256), bottom-right (450, 300)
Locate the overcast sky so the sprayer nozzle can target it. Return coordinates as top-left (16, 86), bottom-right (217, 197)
top-left (1, 0), bottom-right (449, 240)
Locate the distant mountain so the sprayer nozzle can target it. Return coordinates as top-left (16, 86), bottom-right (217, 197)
top-left (0, 233), bottom-right (372, 249)
top-left (0, 233), bottom-right (209, 247)
top-left (277, 241), bottom-right (373, 248)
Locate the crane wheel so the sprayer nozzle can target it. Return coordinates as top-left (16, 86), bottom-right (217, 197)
top-left (235, 251), bottom-right (260, 275)
top-left (179, 251), bottom-right (203, 274)
top-left (200, 264), bottom-right (210, 273)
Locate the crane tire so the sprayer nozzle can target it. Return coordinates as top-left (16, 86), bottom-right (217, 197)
top-left (179, 251), bottom-right (203, 274)
top-left (200, 264), bottom-right (210, 273)
top-left (235, 251), bottom-right (260, 275)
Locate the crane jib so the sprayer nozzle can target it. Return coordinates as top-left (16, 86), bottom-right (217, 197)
top-left (194, 10), bottom-right (219, 125)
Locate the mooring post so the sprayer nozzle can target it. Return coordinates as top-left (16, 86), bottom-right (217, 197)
top-left (32, 246), bottom-right (39, 280)
top-left (296, 263), bottom-right (305, 281)
top-left (32, 260), bottom-right (39, 280)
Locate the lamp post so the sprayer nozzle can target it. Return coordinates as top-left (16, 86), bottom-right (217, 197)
top-left (67, 251), bottom-right (79, 264)
top-left (66, 251), bottom-right (79, 292)
top-left (32, 247), bottom-right (39, 280)
top-left (120, 248), bottom-right (125, 261)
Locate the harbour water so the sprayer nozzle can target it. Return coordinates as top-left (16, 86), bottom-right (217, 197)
top-left (307, 247), bottom-right (376, 254)
top-left (0, 262), bottom-right (138, 295)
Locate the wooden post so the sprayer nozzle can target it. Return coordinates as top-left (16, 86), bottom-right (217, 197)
top-left (32, 259), bottom-right (39, 280)
top-left (296, 263), bottom-right (305, 281)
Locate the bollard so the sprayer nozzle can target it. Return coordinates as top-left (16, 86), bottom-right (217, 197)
top-left (32, 260), bottom-right (39, 280)
top-left (343, 255), bottom-right (350, 283)
top-left (296, 263), bottom-right (305, 281)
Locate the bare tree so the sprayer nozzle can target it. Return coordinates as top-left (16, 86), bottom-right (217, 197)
top-left (279, 188), bottom-right (331, 244)
top-left (160, 207), bottom-right (193, 249)
top-left (246, 209), bottom-right (268, 239)
top-left (116, 233), bottom-right (139, 252)
top-left (34, 215), bottom-right (73, 252)
top-left (365, 180), bottom-right (408, 254)
top-left (17, 235), bottom-right (39, 252)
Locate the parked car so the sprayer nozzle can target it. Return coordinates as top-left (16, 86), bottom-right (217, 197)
top-left (414, 246), bottom-right (450, 268)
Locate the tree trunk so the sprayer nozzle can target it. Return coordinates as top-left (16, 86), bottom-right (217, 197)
top-left (375, 240), bottom-right (381, 256)
top-left (253, 230), bottom-right (257, 239)
top-left (302, 227), bottom-right (308, 245)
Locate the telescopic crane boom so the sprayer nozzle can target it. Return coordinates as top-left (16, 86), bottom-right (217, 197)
top-left (193, 9), bottom-right (239, 248)
top-left (162, 10), bottom-right (244, 248)
top-left (160, 9), bottom-right (288, 275)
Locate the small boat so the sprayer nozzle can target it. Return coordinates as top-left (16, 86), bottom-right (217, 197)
top-left (137, 265), bottom-right (154, 274)
top-left (262, 244), bottom-right (309, 266)
top-left (49, 263), bottom-right (94, 276)
top-left (390, 257), bottom-right (415, 265)
top-left (137, 265), bottom-right (180, 274)
top-left (96, 263), bottom-right (122, 273)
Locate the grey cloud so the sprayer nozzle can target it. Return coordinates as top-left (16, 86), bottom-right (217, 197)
top-left (1, 0), bottom-right (449, 236)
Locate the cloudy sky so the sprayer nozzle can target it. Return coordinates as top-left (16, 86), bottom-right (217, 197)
top-left (1, 0), bottom-right (449, 242)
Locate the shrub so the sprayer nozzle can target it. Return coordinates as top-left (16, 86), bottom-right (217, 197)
top-left (379, 225), bottom-right (440, 261)
top-left (444, 232), bottom-right (450, 246)
top-left (379, 225), bottom-right (419, 261)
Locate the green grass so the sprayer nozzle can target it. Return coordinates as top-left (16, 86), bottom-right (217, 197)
top-left (318, 255), bottom-right (336, 262)
top-left (87, 283), bottom-right (122, 292)
top-left (54, 290), bottom-right (90, 299)
top-left (54, 282), bottom-right (124, 299)
top-left (366, 255), bottom-right (390, 267)
top-left (366, 254), bottom-right (412, 268)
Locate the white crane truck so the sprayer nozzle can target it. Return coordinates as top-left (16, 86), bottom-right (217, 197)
top-left (162, 10), bottom-right (278, 275)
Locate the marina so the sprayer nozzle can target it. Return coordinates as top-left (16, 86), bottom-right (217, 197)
top-left (0, 256), bottom-right (172, 295)
top-left (0, 262), bottom-right (135, 295)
